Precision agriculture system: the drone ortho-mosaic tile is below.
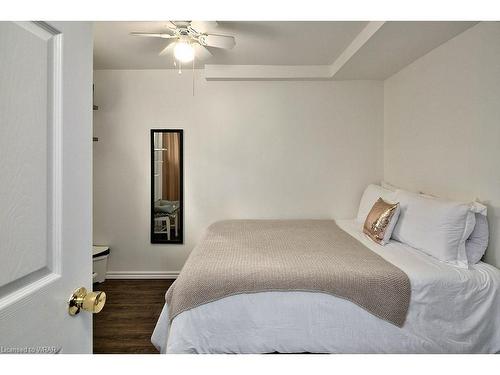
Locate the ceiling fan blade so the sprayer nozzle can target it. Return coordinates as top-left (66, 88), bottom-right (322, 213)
top-left (158, 41), bottom-right (176, 56)
top-left (130, 32), bottom-right (177, 39)
top-left (193, 44), bottom-right (213, 61)
top-left (167, 21), bottom-right (178, 29)
top-left (200, 34), bottom-right (235, 49)
top-left (190, 21), bottom-right (218, 34)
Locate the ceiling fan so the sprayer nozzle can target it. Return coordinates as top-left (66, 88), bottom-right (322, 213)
top-left (130, 21), bottom-right (236, 64)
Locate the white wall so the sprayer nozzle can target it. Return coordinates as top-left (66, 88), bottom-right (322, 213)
top-left (93, 70), bottom-right (383, 274)
top-left (384, 22), bottom-right (500, 267)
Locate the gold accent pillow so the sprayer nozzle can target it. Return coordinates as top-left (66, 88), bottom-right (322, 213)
top-left (363, 198), bottom-right (400, 245)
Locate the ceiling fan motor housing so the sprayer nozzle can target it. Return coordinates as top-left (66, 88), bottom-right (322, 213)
top-left (130, 21), bottom-right (236, 60)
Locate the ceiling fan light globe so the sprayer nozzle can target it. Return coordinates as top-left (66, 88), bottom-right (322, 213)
top-left (174, 41), bottom-right (195, 63)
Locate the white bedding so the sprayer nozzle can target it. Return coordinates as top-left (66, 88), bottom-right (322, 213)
top-left (151, 219), bottom-right (500, 353)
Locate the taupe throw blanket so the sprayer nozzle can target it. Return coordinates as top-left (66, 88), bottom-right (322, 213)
top-left (166, 220), bottom-right (411, 327)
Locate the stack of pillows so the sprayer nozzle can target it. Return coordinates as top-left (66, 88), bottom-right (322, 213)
top-left (357, 183), bottom-right (489, 268)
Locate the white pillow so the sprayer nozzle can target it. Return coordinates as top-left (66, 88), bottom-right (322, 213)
top-left (392, 190), bottom-right (475, 268)
top-left (381, 181), bottom-right (399, 192)
top-left (466, 202), bottom-right (489, 264)
top-left (382, 204), bottom-right (400, 244)
top-left (419, 191), bottom-right (486, 215)
top-left (356, 184), bottom-right (395, 224)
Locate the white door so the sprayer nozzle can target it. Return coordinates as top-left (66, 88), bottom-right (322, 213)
top-left (0, 21), bottom-right (94, 353)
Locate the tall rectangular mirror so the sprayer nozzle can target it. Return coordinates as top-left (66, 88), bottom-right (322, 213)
top-left (151, 129), bottom-right (183, 243)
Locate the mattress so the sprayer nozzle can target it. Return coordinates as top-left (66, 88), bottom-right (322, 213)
top-left (151, 219), bottom-right (500, 353)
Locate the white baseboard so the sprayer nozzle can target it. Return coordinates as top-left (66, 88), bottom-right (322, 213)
top-left (105, 271), bottom-right (179, 279)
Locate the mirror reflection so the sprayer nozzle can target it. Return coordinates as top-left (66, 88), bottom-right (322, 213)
top-left (151, 129), bottom-right (183, 243)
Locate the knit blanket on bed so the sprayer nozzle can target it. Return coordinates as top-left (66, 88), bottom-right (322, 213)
top-left (166, 220), bottom-right (411, 327)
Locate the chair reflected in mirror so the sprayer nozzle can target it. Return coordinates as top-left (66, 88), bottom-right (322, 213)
top-left (151, 129), bottom-right (183, 243)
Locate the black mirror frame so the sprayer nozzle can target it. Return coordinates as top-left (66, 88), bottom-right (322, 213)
top-left (150, 129), bottom-right (184, 244)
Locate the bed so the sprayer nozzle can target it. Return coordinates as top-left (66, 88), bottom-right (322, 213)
top-left (151, 218), bottom-right (500, 353)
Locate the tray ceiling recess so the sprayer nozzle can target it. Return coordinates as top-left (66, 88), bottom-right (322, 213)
top-left (94, 21), bottom-right (477, 81)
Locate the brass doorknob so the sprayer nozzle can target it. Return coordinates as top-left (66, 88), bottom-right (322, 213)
top-left (68, 287), bottom-right (106, 316)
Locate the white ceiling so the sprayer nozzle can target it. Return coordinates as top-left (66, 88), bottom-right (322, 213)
top-left (94, 21), bottom-right (368, 69)
top-left (93, 21), bottom-right (478, 80)
top-left (334, 21), bottom-right (477, 80)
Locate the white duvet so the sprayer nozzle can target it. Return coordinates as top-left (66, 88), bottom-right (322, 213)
top-left (151, 219), bottom-right (500, 353)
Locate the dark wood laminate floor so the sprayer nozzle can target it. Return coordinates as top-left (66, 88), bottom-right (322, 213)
top-left (93, 279), bottom-right (174, 354)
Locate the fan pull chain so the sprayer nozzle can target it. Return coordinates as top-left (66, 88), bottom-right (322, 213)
top-left (192, 55), bottom-right (195, 96)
